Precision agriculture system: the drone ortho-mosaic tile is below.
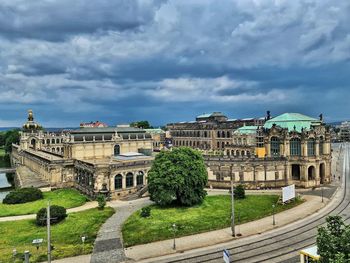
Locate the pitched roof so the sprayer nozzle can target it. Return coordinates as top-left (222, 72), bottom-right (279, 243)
top-left (264, 113), bottom-right (321, 132)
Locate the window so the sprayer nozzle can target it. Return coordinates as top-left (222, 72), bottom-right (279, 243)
top-left (308, 138), bottom-right (315, 156)
top-left (114, 145), bottom-right (120, 155)
top-left (114, 174), bottom-right (122, 190)
top-left (137, 171), bottom-right (144, 185)
top-left (290, 138), bottom-right (301, 156)
top-left (270, 137), bottom-right (280, 156)
top-left (126, 172), bottom-right (134, 188)
top-left (319, 136), bottom-right (324, 155)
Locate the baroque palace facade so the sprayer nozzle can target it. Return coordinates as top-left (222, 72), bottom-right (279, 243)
top-left (168, 112), bottom-right (331, 188)
top-left (12, 110), bottom-right (154, 199)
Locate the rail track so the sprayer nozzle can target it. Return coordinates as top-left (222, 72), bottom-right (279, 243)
top-left (156, 144), bottom-right (348, 263)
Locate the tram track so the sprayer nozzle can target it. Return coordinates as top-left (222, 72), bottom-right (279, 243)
top-left (160, 144), bottom-right (349, 263)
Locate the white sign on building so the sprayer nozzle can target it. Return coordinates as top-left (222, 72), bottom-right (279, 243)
top-left (282, 184), bottom-right (295, 203)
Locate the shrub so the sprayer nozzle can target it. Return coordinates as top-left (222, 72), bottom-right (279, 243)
top-left (234, 184), bottom-right (245, 199)
top-left (96, 194), bottom-right (106, 210)
top-left (36, 205), bottom-right (67, 226)
top-left (3, 187), bottom-right (43, 204)
top-left (140, 207), bottom-right (151, 218)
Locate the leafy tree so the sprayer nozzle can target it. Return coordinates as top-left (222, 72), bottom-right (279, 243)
top-left (147, 147), bottom-right (208, 206)
top-left (317, 215), bottom-right (350, 262)
top-left (234, 184), bottom-right (245, 199)
top-left (130, 121), bottom-right (152, 129)
top-left (4, 129), bottom-right (20, 153)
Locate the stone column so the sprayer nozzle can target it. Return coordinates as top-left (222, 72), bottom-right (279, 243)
top-left (122, 174), bottom-right (126, 189)
top-left (133, 173), bottom-right (137, 187)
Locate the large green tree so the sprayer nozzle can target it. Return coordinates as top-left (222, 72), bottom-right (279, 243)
top-left (130, 121), bottom-right (152, 129)
top-left (147, 147), bottom-right (208, 206)
top-left (4, 129), bottom-right (20, 153)
top-left (317, 215), bottom-right (350, 263)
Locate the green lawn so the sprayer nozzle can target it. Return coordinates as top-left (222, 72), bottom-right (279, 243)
top-left (122, 195), bottom-right (303, 247)
top-left (0, 207), bottom-right (114, 262)
top-left (0, 188), bottom-right (89, 217)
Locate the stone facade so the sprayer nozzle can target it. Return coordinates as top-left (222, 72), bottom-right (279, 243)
top-left (12, 111), bottom-right (154, 199)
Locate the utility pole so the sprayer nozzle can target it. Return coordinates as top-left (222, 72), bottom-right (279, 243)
top-left (230, 167), bottom-right (235, 237)
top-left (47, 200), bottom-right (51, 263)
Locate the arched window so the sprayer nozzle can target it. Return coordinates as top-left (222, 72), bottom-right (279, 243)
top-left (290, 138), bottom-right (301, 156)
top-left (56, 139), bottom-right (59, 144)
top-left (30, 138), bottom-right (36, 149)
top-left (241, 150), bottom-right (245, 156)
top-left (227, 131), bottom-right (230, 138)
top-left (126, 172), bottom-right (134, 188)
top-left (114, 174), bottom-right (122, 190)
top-left (222, 131), bottom-right (226, 138)
top-left (217, 142), bottom-right (220, 148)
top-left (222, 142), bottom-right (225, 148)
top-left (236, 150), bottom-right (240, 156)
top-left (137, 171), bottom-right (144, 186)
top-left (319, 136), bottom-right (324, 155)
top-left (51, 139), bottom-right (55, 144)
top-left (217, 131), bottom-right (221, 138)
top-left (307, 138), bottom-right (315, 156)
top-left (114, 145), bottom-right (120, 155)
top-left (46, 139), bottom-right (50, 144)
top-left (270, 137), bottom-right (280, 156)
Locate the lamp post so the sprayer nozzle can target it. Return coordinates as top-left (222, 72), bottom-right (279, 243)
top-left (230, 171), bottom-right (235, 237)
top-left (321, 185), bottom-right (324, 203)
top-left (172, 224), bottom-right (176, 250)
top-left (47, 201), bottom-right (51, 263)
top-left (272, 204), bottom-right (276, 226)
top-left (81, 235), bottom-right (86, 254)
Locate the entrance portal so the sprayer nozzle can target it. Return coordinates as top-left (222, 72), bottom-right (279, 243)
top-left (308, 166), bottom-right (315, 180)
top-left (292, 164), bottom-right (301, 180)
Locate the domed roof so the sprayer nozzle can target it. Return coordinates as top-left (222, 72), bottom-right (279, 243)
top-left (264, 113), bottom-right (321, 132)
top-left (22, 110), bottom-right (42, 131)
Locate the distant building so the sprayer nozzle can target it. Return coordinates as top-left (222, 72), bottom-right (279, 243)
top-left (80, 121), bottom-right (108, 128)
top-left (339, 121), bottom-right (350, 141)
top-left (144, 128), bottom-right (166, 151)
top-left (167, 112), bottom-right (265, 151)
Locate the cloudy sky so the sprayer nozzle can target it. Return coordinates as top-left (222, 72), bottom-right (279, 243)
top-left (0, 0), bottom-right (349, 127)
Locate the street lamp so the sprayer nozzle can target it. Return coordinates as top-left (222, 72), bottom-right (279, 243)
top-left (172, 224), bottom-right (176, 250)
top-left (81, 235), bottom-right (87, 253)
top-left (321, 185), bottom-right (324, 203)
top-left (230, 170), bottom-right (235, 237)
top-left (272, 204), bottom-right (276, 226)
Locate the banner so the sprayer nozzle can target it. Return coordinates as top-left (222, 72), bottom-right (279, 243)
top-left (282, 184), bottom-right (295, 203)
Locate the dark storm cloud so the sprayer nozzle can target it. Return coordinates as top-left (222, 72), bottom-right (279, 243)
top-left (0, 0), bottom-right (350, 127)
top-left (0, 0), bottom-right (163, 41)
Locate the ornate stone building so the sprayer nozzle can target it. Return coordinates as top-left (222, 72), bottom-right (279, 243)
top-left (12, 110), bottom-right (154, 199)
top-left (167, 112), bottom-right (265, 151)
top-left (206, 113), bottom-right (332, 188)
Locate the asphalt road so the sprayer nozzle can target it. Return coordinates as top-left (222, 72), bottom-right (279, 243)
top-left (153, 143), bottom-right (349, 263)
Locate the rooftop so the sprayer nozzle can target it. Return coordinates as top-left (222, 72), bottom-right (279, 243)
top-left (264, 113), bottom-right (321, 132)
top-left (234, 126), bottom-right (259, 135)
top-left (70, 126), bottom-right (145, 134)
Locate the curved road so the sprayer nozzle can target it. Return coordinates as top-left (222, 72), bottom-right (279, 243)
top-left (153, 143), bottom-right (349, 263)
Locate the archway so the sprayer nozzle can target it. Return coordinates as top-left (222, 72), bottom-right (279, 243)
top-left (126, 172), bottom-right (134, 188)
top-left (320, 163), bottom-right (325, 184)
top-left (308, 166), bottom-right (315, 180)
top-left (114, 174), bottom-right (122, 190)
top-left (292, 164), bottom-right (301, 180)
top-left (30, 138), bottom-right (36, 149)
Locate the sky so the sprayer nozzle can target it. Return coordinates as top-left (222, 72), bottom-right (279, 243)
top-left (0, 0), bottom-right (350, 127)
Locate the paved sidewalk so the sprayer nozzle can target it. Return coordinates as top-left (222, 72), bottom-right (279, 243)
top-left (124, 194), bottom-right (328, 262)
top-left (0, 201), bottom-right (98, 222)
top-left (90, 198), bottom-right (153, 263)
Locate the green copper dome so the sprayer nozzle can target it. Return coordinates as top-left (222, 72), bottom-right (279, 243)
top-left (264, 113), bottom-right (321, 132)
